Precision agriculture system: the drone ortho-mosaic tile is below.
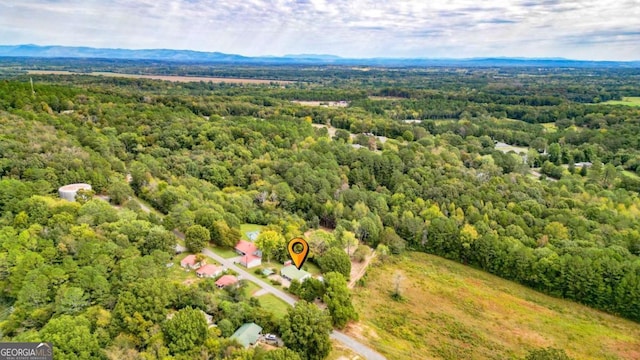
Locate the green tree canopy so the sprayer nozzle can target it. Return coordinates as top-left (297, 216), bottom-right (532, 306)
top-left (280, 301), bottom-right (332, 360)
top-left (163, 306), bottom-right (208, 354)
top-left (323, 272), bottom-right (358, 328)
top-left (185, 224), bottom-right (210, 253)
top-left (317, 247), bottom-right (351, 278)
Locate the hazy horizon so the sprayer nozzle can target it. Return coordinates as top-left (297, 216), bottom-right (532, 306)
top-left (1, 0), bottom-right (639, 61)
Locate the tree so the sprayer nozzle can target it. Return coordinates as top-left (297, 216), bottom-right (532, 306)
top-left (141, 226), bottom-right (175, 255)
top-left (280, 301), bottom-right (332, 360)
top-left (108, 179), bottom-right (133, 205)
top-left (163, 306), bottom-right (208, 354)
top-left (185, 224), bottom-right (210, 253)
top-left (40, 315), bottom-right (101, 360)
top-left (255, 230), bottom-right (285, 263)
top-left (323, 272), bottom-right (358, 328)
top-left (317, 247), bottom-right (351, 278)
top-left (548, 143), bottom-right (562, 165)
top-left (380, 227), bottom-right (406, 254)
top-left (341, 230), bottom-right (358, 256)
top-left (217, 318), bottom-right (235, 337)
top-left (75, 188), bottom-right (95, 204)
top-left (210, 220), bottom-right (240, 248)
top-left (308, 231), bottom-right (338, 258)
top-left (351, 244), bottom-right (367, 262)
top-left (258, 348), bottom-right (302, 360)
top-left (298, 278), bottom-right (325, 302)
top-left (54, 286), bottom-right (88, 315)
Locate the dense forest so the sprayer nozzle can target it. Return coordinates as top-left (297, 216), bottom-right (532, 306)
top-left (1, 63), bottom-right (640, 358)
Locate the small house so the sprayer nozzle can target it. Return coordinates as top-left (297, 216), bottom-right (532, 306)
top-left (281, 264), bottom-right (311, 282)
top-left (180, 255), bottom-right (202, 270)
top-left (239, 254), bottom-right (262, 269)
top-left (216, 274), bottom-right (238, 288)
top-left (235, 240), bottom-right (262, 268)
top-left (231, 323), bottom-right (263, 348)
top-left (196, 264), bottom-right (223, 278)
top-left (235, 240), bottom-right (258, 256)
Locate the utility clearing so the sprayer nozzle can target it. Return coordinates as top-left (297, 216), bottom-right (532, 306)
top-left (348, 252), bottom-right (640, 360)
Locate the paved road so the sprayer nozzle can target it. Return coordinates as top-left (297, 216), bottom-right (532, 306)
top-left (173, 232), bottom-right (386, 359)
top-left (331, 331), bottom-right (386, 360)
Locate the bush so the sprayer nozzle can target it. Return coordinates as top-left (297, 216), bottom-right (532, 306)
top-left (525, 347), bottom-right (573, 360)
top-left (353, 245), bottom-right (370, 263)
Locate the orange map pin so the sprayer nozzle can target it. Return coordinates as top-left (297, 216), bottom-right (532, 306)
top-left (287, 237), bottom-right (309, 270)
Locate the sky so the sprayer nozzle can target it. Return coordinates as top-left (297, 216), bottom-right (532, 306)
top-left (1, 0), bottom-right (639, 60)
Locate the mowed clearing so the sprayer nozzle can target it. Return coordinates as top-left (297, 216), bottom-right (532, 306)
top-left (600, 97), bottom-right (640, 107)
top-left (27, 70), bottom-right (293, 84)
top-left (348, 252), bottom-right (640, 360)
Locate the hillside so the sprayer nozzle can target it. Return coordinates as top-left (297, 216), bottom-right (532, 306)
top-left (348, 252), bottom-right (640, 359)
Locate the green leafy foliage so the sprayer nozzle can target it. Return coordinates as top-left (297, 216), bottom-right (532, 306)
top-left (323, 272), bottom-right (358, 328)
top-left (317, 247), bottom-right (351, 278)
top-left (185, 224), bottom-right (210, 253)
top-left (163, 306), bottom-right (208, 354)
top-left (280, 301), bottom-right (333, 360)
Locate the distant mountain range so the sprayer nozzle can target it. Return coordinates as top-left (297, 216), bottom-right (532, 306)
top-left (1, 44), bottom-right (639, 67)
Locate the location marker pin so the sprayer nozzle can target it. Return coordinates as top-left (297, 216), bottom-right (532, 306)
top-left (287, 237), bottom-right (309, 270)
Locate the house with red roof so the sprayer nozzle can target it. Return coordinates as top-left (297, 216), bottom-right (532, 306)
top-left (234, 240), bottom-right (262, 268)
top-left (196, 264), bottom-right (223, 278)
top-left (240, 254), bottom-right (262, 268)
top-left (215, 274), bottom-right (239, 288)
top-left (180, 254), bottom-right (203, 270)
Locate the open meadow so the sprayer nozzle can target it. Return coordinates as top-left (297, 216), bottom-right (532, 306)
top-left (600, 97), bottom-right (640, 107)
top-left (348, 252), bottom-right (640, 360)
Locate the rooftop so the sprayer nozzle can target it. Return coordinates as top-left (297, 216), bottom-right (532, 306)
top-left (281, 264), bottom-right (311, 282)
top-left (241, 254), bottom-right (261, 264)
top-left (180, 254), bottom-right (199, 267)
top-left (59, 183), bottom-right (92, 191)
top-left (231, 322), bottom-right (263, 348)
top-left (215, 274), bottom-right (238, 287)
top-left (235, 240), bottom-right (258, 255)
top-left (196, 264), bottom-right (221, 276)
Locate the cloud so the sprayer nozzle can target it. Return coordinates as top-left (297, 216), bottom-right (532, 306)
top-left (0, 0), bottom-right (638, 60)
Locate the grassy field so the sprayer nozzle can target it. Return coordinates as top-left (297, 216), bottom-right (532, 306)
top-left (600, 97), bottom-right (640, 107)
top-left (257, 294), bottom-right (291, 319)
top-left (347, 252), bottom-right (640, 360)
top-left (623, 170), bottom-right (640, 180)
top-left (328, 339), bottom-right (361, 360)
top-left (495, 141), bottom-right (529, 154)
top-left (542, 123), bottom-right (557, 133)
top-left (244, 280), bottom-right (262, 296)
top-left (209, 245), bottom-right (238, 259)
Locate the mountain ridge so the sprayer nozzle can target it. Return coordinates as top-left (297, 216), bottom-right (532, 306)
top-left (2, 44), bottom-right (639, 67)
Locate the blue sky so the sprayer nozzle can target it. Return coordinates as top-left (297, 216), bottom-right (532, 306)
top-left (1, 0), bottom-right (639, 60)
